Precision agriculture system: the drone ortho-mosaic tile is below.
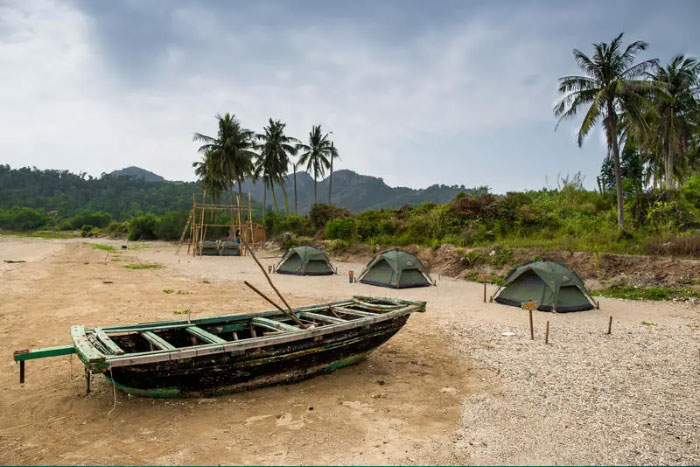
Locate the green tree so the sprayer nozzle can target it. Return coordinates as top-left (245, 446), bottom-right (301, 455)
top-left (650, 55), bottom-right (700, 189)
top-left (297, 125), bottom-right (333, 204)
top-left (555, 33), bottom-right (657, 228)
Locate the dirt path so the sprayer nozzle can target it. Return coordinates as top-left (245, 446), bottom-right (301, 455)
top-left (0, 240), bottom-right (474, 465)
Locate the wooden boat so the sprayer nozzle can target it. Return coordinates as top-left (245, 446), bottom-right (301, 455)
top-left (13, 296), bottom-right (425, 397)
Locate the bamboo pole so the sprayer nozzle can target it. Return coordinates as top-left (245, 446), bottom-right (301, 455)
top-left (241, 237), bottom-right (305, 327)
top-left (197, 190), bottom-right (207, 257)
top-left (249, 192), bottom-right (254, 244)
top-left (244, 280), bottom-right (285, 312)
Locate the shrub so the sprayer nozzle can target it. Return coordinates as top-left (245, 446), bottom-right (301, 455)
top-left (70, 210), bottom-right (112, 230)
top-left (156, 210), bottom-right (188, 240)
top-left (325, 218), bottom-right (356, 241)
top-left (309, 204), bottom-right (350, 230)
top-left (81, 225), bottom-right (94, 237)
top-left (128, 214), bottom-right (159, 241)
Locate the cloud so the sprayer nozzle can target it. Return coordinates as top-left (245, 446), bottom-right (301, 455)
top-left (1, 0), bottom-right (699, 192)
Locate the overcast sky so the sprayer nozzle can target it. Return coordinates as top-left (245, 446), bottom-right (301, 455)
top-left (1, 1), bottom-right (699, 192)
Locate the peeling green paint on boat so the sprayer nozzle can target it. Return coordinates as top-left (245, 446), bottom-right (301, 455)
top-left (321, 353), bottom-right (368, 373)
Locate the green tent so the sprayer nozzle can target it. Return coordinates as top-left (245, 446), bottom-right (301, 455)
top-left (494, 260), bottom-right (595, 312)
top-left (276, 246), bottom-right (334, 276)
top-left (358, 249), bottom-right (433, 289)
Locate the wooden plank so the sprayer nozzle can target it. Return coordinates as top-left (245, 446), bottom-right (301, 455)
top-left (186, 326), bottom-right (227, 345)
top-left (13, 345), bottom-right (76, 362)
top-left (331, 306), bottom-right (377, 318)
top-left (251, 317), bottom-right (301, 332)
top-left (300, 311), bottom-right (346, 324)
top-left (141, 331), bottom-right (177, 351)
top-left (94, 328), bottom-right (124, 355)
top-left (71, 325), bottom-right (106, 363)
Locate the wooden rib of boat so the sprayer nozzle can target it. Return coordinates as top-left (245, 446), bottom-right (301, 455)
top-left (13, 296), bottom-right (425, 398)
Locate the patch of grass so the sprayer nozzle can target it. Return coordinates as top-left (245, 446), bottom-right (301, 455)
top-left (641, 321), bottom-right (658, 326)
top-left (0, 230), bottom-right (78, 239)
top-left (92, 243), bottom-right (114, 251)
top-left (176, 290), bottom-right (190, 295)
top-left (163, 289), bottom-right (174, 294)
top-left (173, 309), bottom-right (191, 315)
top-left (202, 279), bottom-right (211, 284)
top-left (123, 263), bottom-right (161, 270)
top-left (594, 285), bottom-right (700, 301)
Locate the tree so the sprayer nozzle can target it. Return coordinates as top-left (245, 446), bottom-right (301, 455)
top-left (255, 119), bottom-right (299, 215)
top-left (297, 125), bottom-right (333, 204)
top-left (192, 151), bottom-right (226, 201)
top-left (649, 55), bottom-right (700, 189)
top-left (291, 158), bottom-right (301, 214)
top-left (193, 113), bottom-right (256, 204)
top-left (555, 33), bottom-right (657, 228)
top-left (327, 142), bottom-right (340, 204)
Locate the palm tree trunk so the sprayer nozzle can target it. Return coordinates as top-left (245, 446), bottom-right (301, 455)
top-left (328, 157), bottom-right (333, 204)
top-left (293, 169), bottom-right (298, 214)
top-left (229, 184), bottom-right (236, 239)
top-left (314, 174), bottom-right (317, 204)
top-left (281, 182), bottom-right (289, 215)
top-left (263, 184), bottom-right (267, 216)
top-left (607, 102), bottom-right (625, 229)
top-left (270, 178), bottom-right (279, 214)
top-left (663, 115), bottom-right (673, 190)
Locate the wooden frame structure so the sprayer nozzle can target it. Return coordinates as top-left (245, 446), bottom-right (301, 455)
top-left (177, 191), bottom-right (266, 257)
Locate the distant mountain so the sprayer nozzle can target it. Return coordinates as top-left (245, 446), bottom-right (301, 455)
top-left (240, 169), bottom-right (471, 213)
top-left (110, 166), bottom-right (165, 182)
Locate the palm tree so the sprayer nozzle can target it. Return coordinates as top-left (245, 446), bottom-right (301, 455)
top-left (193, 113), bottom-right (256, 204)
top-left (297, 125), bottom-right (333, 204)
top-left (255, 119), bottom-right (299, 215)
top-left (291, 158), bottom-right (301, 214)
top-left (649, 55), bottom-right (700, 189)
top-left (555, 33), bottom-right (657, 228)
top-left (192, 151), bottom-right (226, 200)
top-left (327, 142), bottom-right (340, 204)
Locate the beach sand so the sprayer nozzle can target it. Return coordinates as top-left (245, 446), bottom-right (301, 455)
top-left (0, 237), bottom-right (698, 465)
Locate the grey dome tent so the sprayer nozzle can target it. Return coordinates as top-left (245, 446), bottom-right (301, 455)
top-left (493, 259), bottom-right (596, 312)
top-left (276, 246), bottom-right (334, 276)
top-left (358, 249), bottom-right (433, 288)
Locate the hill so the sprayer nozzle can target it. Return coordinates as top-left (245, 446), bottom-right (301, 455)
top-left (109, 166), bottom-right (165, 182)
top-left (0, 164), bottom-right (472, 219)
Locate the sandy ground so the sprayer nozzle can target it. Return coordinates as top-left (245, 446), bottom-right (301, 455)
top-left (0, 237), bottom-right (698, 465)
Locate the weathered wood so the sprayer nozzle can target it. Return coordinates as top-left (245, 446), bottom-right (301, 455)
top-left (141, 331), bottom-right (177, 351)
top-left (19, 360), bottom-right (25, 384)
top-left (244, 281), bottom-right (286, 314)
top-left (13, 345), bottom-right (75, 361)
top-left (545, 321), bottom-right (550, 344)
top-left (71, 326), bottom-right (106, 364)
top-left (301, 311), bottom-right (346, 324)
top-left (607, 316), bottom-right (613, 335)
top-left (95, 328), bottom-right (124, 355)
top-left (529, 309), bottom-right (534, 340)
top-left (186, 326), bottom-right (228, 345)
top-left (331, 306), bottom-right (376, 318)
top-left (251, 317), bottom-right (301, 332)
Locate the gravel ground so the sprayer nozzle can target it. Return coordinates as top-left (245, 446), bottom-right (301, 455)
top-left (449, 317), bottom-right (700, 465)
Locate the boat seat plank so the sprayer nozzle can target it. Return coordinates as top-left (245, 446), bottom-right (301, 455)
top-left (186, 326), bottom-right (227, 345)
top-left (330, 306), bottom-right (377, 318)
top-left (141, 331), bottom-right (177, 351)
top-left (251, 317), bottom-right (301, 332)
top-left (95, 328), bottom-right (125, 355)
top-left (300, 311), bottom-right (346, 324)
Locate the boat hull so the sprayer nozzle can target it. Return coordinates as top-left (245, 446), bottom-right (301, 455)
top-left (105, 314), bottom-right (408, 397)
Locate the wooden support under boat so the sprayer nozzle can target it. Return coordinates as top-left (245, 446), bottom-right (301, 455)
top-left (141, 331), bottom-right (176, 351)
top-left (186, 326), bottom-right (228, 345)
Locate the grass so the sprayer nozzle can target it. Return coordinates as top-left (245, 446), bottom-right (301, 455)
top-left (92, 243), bottom-right (114, 251)
top-left (163, 289), bottom-right (190, 295)
top-left (594, 285), bottom-right (700, 301)
top-left (0, 230), bottom-right (78, 239)
top-left (123, 263), bottom-right (161, 270)
top-left (163, 289), bottom-right (174, 294)
top-left (202, 279), bottom-right (211, 284)
top-left (641, 321), bottom-right (658, 326)
top-left (173, 309), bottom-right (191, 315)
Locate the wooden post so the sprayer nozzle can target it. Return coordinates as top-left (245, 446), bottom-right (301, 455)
top-left (483, 283), bottom-right (487, 303)
top-left (19, 360), bottom-right (25, 384)
top-left (85, 368), bottom-right (91, 394)
top-left (529, 310), bottom-right (534, 340)
top-left (607, 316), bottom-right (613, 335)
top-left (197, 190), bottom-right (207, 257)
top-left (545, 321), bottom-right (550, 345)
top-left (241, 237), bottom-right (305, 327)
top-left (248, 192), bottom-right (254, 246)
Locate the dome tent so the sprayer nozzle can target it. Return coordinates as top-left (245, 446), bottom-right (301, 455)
top-left (276, 246), bottom-right (334, 276)
top-left (493, 259), bottom-right (596, 312)
top-left (358, 249), bottom-right (434, 289)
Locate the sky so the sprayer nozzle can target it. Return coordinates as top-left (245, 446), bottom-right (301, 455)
top-left (1, 0), bottom-right (699, 193)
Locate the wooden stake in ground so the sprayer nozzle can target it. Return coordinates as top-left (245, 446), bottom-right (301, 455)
top-left (483, 283), bottom-right (487, 303)
top-left (529, 310), bottom-right (534, 340)
top-left (240, 237), bottom-right (305, 327)
top-left (521, 301), bottom-right (538, 340)
top-left (545, 321), bottom-right (550, 345)
top-left (607, 316), bottom-right (613, 335)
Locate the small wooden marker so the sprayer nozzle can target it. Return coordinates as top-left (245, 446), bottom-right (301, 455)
top-left (607, 316), bottom-right (613, 335)
top-left (483, 283), bottom-right (487, 303)
top-left (545, 321), bottom-right (550, 345)
top-left (529, 310), bottom-right (534, 340)
top-left (521, 301), bottom-right (538, 341)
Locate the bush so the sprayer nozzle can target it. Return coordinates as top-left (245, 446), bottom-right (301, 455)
top-left (156, 210), bottom-right (188, 240)
top-left (128, 214), bottom-right (159, 241)
top-left (0, 207), bottom-right (47, 230)
top-left (309, 204), bottom-right (350, 230)
top-left (70, 210), bottom-right (112, 230)
top-left (81, 225), bottom-right (94, 237)
top-left (325, 218), bottom-right (356, 241)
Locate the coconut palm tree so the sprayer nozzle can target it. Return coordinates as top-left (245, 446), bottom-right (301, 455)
top-left (649, 55), bottom-right (700, 189)
top-left (555, 33), bottom-right (658, 228)
top-left (327, 142), bottom-right (340, 204)
top-left (192, 151), bottom-right (227, 201)
top-left (255, 119), bottom-right (299, 215)
top-left (297, 125), bottom-right (333, 204)
top-left (193, 113), bottom-right (256, 204)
